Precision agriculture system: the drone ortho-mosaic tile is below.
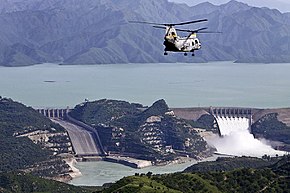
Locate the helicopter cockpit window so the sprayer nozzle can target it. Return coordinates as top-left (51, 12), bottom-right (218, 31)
top-left (195, 39), bottom-right (199, 44)
top-left (171, 32), bottom-right (176, 36)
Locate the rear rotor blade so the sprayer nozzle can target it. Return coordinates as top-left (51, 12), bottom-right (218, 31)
top-left (175, 27), bottom-right (222, 34)
top-left (175, 27), bottom-right (208, 33)
top-left (198, 31), bottom-right (222, 34)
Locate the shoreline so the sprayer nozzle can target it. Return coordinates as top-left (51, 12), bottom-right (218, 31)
top-left (103, 156), bottom-right (152, 169)
top-left (64, 157), bottom-right (82, 179)
top-left (68, 154), bottom-right (219, 181)
top-left (68, 154), bottom-right (222, 186)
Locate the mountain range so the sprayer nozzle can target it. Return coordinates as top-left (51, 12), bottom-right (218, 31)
top-left (172, 0), bottom-right (290, 13)
top-left (1, 0), bottom-right (290, 66)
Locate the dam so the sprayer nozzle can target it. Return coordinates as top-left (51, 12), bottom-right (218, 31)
top-left (210, 107), bottom-right (252, 136)
top-left (173, 107), bottom-right (284, 156)
top-left (36, 108), bottom-right (106, 157)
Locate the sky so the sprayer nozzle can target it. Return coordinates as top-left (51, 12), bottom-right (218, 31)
top-left (170, 0), bottom-right (290, 13)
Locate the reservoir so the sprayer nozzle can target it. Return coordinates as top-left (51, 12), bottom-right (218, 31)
top-left (0, 62), bottom-right (290, 109)
top-left (1, 61), bottom-right (290, 186)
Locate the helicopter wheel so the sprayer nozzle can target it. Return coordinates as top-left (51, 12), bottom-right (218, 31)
top-left (184, 53), bottom-right (188, 56)
top-left (192, 53), bottom-right (195, 56)
top-left (164, 52), bottom-right (168, 56)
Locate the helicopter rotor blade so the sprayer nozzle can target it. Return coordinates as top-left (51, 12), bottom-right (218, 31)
top-left (174, 27), bottom-right (208, 33)
top-left (175, 27), bottom-right (222, 34)
top-left (198, 31), bottom-right (222, 34)
top-left (173, 19), bottom-right (207, 26)
top-left (129, 21), bottom-right (166, 25)
top-left (152, 26), bottom-right (222, 34)
top-left (129, 19), bottom-right (207, 26)
top-left (152, 26), bottom-right (167, 30)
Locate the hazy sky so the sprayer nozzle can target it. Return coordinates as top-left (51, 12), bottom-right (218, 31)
top-left (170, 0), bottom-right (290, 13)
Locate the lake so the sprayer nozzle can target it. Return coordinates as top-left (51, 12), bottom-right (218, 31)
top-left (1, 61), bottom-right (290, 186)
top-left (0, 62), bottom-right (290, 109)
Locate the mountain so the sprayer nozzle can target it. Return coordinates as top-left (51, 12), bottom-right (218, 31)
top-left (1, 0), bottom-right (290, 66)
top-left (172, 0), bottom-right (290, 13)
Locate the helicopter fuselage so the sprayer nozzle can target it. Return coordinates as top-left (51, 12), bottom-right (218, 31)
top-left (164, 27), bottom-right (201, 53)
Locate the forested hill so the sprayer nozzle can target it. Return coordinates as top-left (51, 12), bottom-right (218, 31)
top-left (0, 97), bottom-right (71, 179)
top-left (101, 155), bottom-right (290, 193)
top-left (1, 0), bottom-right (290, 66)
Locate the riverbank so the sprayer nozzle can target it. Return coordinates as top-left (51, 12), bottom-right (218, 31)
top-left (64, 157), bottom-right (82, 179)
top-left (103, 156), bottom-right (152, 169)
top-left (69, 155), bottom-right (220, 186)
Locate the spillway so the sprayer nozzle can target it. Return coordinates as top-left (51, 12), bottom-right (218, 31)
top-left (215, 116), bottom-right (250, 136)
top-left (210, 113), bottom-right (284, 157)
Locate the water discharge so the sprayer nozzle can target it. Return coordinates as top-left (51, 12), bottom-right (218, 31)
top-left (209, 116), bottom-right (284, 157)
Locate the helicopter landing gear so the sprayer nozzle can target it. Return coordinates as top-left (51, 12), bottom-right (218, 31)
top-left (164, 52), bottom-right (168, 56)
top-left (192, 53), bottom-right (195, 56)
top-left (184, 53), bottom-right (188, 56)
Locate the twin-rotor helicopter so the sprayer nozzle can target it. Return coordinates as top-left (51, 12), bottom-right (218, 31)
top-left (130, 19), bottom-right (219, 56)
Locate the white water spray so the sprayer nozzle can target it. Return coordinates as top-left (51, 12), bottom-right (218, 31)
top-left (208, 116), bottom-right (284, 157)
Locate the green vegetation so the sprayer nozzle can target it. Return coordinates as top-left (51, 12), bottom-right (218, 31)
top-left (0, 133), bottom-right (51, 172)
top-left (0, 98), bottom-right (51, 172)
top-left (0, 97), bottom-right (99, 193)
top-left (184, 156), bottom-right (279, 173)
top-left (0, 97), bottom-right (69, 176)
top-left (102, 156), bottom-right (290, 193)
top-left (0, 172), bottom-right (93, 193)
top-left (251, 113), bottom-right (290, 144)
top-left (187, 114), bottom-right (219, 134)
top-left (103, 175), bottom-right (180, 193)
top-left (69, 99), bottom-right (213, 161)
top-left (69, 99), bottom-right (141, 126)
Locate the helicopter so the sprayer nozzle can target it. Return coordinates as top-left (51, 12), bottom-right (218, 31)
top-left (130, 19), bottom-right (218, 56)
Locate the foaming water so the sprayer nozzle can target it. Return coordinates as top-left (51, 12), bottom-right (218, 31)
top-left (209, 116), bottom-right (284, 157)
top-left (216, 117), bottom-right (249, 136)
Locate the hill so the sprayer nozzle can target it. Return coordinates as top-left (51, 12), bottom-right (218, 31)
top-left (0, 97), bottom-right (72, 180)
top-left (1, 0), bottom-right (290, 66)
top-left (0, 172), bottom-right (94, 193)
top-left (69, 99), bottom-right (214, 162)
top-left (184, 156), bottom-right (278, 173)
top-left (101, 155), bottom-right (290, 193)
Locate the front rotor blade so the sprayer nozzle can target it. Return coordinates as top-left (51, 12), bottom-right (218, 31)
top-left (172, 19), bottom-right (208, 26)
top-left (129, 19), bottom-right (207, 26)
top-left (153, 26), bottom-right (167, 30)
top-left (129, 21), bottom-right (165, 25)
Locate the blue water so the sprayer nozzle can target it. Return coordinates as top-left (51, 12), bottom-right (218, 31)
top-left (0, 62), bottom-right (289, 109)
